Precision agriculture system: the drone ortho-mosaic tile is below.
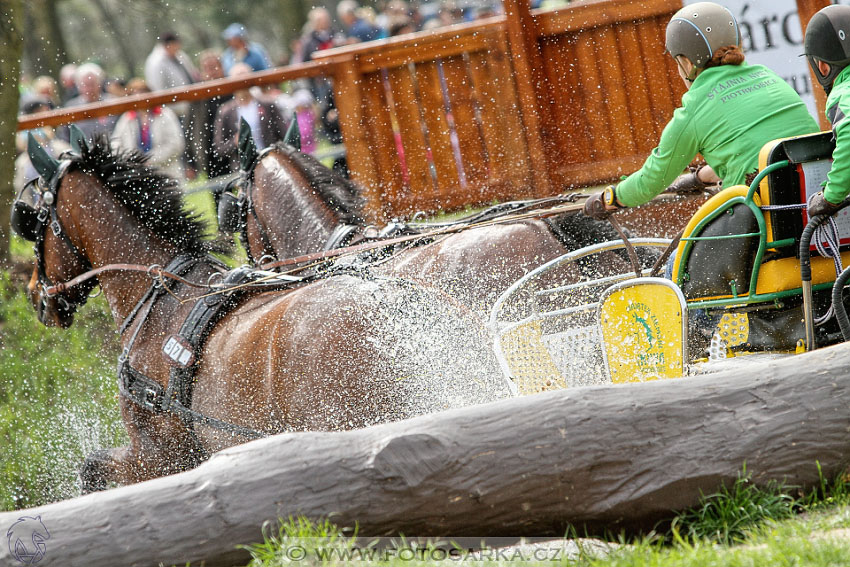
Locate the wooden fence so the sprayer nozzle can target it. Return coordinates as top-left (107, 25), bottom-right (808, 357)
top-left (317, 0), bottom-right (687, 219)
top-left (17, 0), bottom-right (831, 222)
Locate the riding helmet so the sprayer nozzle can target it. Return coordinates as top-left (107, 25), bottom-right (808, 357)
top-left (666, 2), bottom-right (740, 70)
top-left (805, 5), bottom-right (850, 94)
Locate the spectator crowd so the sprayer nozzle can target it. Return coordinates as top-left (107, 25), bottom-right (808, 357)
top-left (15, 0), bottom-right (505, 191)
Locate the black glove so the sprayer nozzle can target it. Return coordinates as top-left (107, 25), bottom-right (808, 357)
top-left (583, 185), bottom-right (620, 221)
top-left (666, 169), bottom-right (706, 194)
top-left (808, 191), bottom-right (843, 217)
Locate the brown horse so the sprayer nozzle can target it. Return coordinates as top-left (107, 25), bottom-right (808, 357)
top-left (218, 139), bottom-right (630, 313)
top-left (19, 137), bottom-right (511, 492)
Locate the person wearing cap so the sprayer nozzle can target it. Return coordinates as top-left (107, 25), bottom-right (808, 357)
top-left (804, 5), bottom-right (850, 217)
top-left (221, 23), bottom-right (271, 74)
top-left (584, 2), bottom-right (818, 220)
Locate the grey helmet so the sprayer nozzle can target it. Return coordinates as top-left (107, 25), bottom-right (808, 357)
top-left (666, 2), bottom-right (740, 73)
top-left (804, 5), bottom-right (850, 95)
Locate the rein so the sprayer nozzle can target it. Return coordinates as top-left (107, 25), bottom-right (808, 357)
top-left (260, 200), bottom-right (588, 271)
top-left (44, 262), bottom-right (215, 297)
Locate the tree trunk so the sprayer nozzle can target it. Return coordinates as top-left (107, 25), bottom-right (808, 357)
top-left (0, 0), bottom-right (22, 268)
top-left (2, 343), bottom-right (850, 567)
top-left (23, 0), bottom-right (68, 79)
top-left (87, 0), bottom-right (136, 78)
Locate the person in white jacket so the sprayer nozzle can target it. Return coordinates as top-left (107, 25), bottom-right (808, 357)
top-left (112, 78), bottom-right (186, 181)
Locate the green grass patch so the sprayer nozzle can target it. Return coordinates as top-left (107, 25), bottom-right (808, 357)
top-left (0, 273), bottom-right (124, 510)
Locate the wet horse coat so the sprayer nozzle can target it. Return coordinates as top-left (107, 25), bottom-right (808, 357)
top-left (236, 143), bottom-right (628, 313)
top-left (23, 139), bottom-right (511, 490)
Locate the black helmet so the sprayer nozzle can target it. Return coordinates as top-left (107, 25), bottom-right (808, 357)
top-left (666, 2), bottom-right (740, 73)
top-left (805, 5), bottom-right (850, 94)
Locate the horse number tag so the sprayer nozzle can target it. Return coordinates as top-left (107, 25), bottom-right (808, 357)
top-left (162, 335), bottom-right (195, 368)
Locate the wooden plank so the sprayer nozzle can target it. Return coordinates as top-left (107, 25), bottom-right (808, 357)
top-left (573, 29), bottom-right (613, 162)
top-left (413, 61), bottom-right (460, 211)
top-left (360, 73), bottom-right (404, 219)
top-left (637, 16), bottom-right (681, 140)
top-left (332, 58), bottom-right (381, 222)
top-left (314, 18), bottom-right (505, 72)
top-left (18, 61), bottom-right (332, 131)
top-left (615, 23), bottom-right (661, 153)
top-left (540, 34), bottom-right (592, 170)
top-left (796, 0), bottom-right (831, 128)
top-left (503, 0), bottom-right (552, 194)
top-left (477, 33), bottom-right (533, 198)
top-left (5, 342), bottom-right (850, 567)
top-left (535, 0), bottom-right (683, 36)
top-left (593, 24), bottom-right (638, 159)
top-left (387, 65), bottom-right (433, 209)
top-left (441, 56), bottom-right (489, 202)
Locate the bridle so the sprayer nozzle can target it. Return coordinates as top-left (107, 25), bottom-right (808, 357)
top-left (12, 159), bottom-right (96, 319)
top-left (215, 146), bottom-right (278, 266)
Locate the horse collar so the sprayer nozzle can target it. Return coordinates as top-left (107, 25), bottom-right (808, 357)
top-left (117, 257), bottom-right (268, 442)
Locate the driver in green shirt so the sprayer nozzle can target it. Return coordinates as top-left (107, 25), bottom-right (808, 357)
top-left (804, 5), bottom-right (850, 217)
top-left (585, 1), bottom-right (819, 220)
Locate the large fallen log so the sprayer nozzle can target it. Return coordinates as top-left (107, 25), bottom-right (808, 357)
top-left (3, 343), bottom-right (850, 567)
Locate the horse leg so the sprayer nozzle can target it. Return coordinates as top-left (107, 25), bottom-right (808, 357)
top-left (79, 445), bottom-right (137, 493)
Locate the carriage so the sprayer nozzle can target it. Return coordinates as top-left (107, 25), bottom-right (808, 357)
top-left (490, 131), bottom-right (850, 395)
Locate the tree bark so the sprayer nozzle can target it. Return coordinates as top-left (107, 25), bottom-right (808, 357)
top-left (87, 0), bottom-right (136, 78)
top-left (0, 0), bottom-right (22, 268)
top-left (2, 343), bottom-right (850, 567)
top-left (23, 0), bottom-right (68, 79)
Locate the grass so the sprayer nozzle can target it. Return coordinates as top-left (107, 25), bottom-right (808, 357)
top-left (0, 272), bottom-right (124, 510)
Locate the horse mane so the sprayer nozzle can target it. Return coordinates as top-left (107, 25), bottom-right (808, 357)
top-left (71, 136), bottom-right (228, 256)
top-left (269, 143), bottom-right (365, 225)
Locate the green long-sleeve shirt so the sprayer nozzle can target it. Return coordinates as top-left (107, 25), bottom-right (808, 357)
top-left (616, 62), bottom-right (819, 208)
top-left (823, 66), bottom-right (850, 205)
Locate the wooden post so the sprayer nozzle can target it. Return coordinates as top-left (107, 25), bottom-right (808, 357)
top-left (797, 0), bottom-right (832, 128)
top-left (501, 0), bottom-right (552, 194)
top-left (331, 55), bottom-right (384, 223)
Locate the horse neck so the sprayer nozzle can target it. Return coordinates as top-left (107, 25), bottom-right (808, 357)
top-left (252, 154), bottom-right (342, 258)
top-left (60, 173), bottom-right (184, 325)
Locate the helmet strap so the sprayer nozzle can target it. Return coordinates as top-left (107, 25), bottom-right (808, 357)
top-left (675, 57), bottom-right (699, 85)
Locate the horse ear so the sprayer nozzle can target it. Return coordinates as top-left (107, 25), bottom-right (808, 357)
top-left (69, 125), bottom-right (89, 154)
top-left (238, 117), bottom-right (259, 173)
top-left (284, 116), bottom-right (301, 151)
top-left (27, 132), bottom-right (60, 182)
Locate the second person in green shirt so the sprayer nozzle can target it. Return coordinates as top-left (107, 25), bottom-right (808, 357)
top-left (585, 1), bottom-right (819, 219)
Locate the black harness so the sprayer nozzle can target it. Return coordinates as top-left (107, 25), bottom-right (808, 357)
top-left (117, 258), bottom-right (269, 442)
top-left (12, 161), bottom-right (96, 317)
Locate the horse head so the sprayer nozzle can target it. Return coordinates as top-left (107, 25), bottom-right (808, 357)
top-left (219, 120), bottom-right (365, 264)
top-left (16, 135), bottom-right (96, 328)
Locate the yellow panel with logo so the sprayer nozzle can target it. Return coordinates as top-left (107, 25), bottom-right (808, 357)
top-left (598, 278), bottom-right (687, 383)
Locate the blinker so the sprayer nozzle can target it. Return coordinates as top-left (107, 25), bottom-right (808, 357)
top-left (217, 191), bottom-right (244, 233)
top-left (10, 182), bottom-right (43, 242)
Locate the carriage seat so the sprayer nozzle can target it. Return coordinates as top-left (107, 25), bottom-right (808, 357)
top-left (671, 131), bottom-right (849, 302)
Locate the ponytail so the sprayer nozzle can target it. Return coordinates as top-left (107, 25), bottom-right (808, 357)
top-left (703, 45), bottom-right (746, 69)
